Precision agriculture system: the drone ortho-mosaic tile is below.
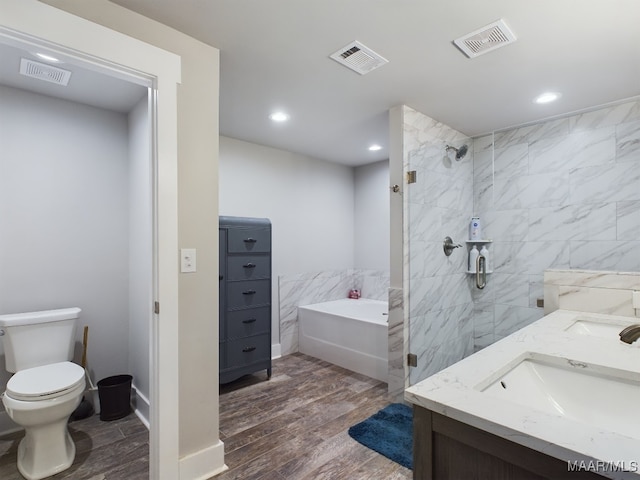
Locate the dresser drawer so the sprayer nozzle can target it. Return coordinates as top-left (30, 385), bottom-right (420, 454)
top-left (227, 255), bottom-right (270, 281)
top-left (226, 334), bottom-right (271, 368)
top-left (226, 307), bottom-right (270, 339)
top-left (228, 227), bottom-right (271, 253)
top-left (227, 279), bottom-right (270, 309)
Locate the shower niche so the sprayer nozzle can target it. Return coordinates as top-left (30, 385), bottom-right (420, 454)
top-left (465, 240), bottom-right (493, 274)
top-left (466, 240), bottom-right (492, 290)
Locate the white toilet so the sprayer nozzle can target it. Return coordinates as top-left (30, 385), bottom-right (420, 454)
top-left (0, 308), bottom-right (86, 480)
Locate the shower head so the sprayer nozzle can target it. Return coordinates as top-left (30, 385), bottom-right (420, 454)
top-left (445, 144), bottom-right (468, 161)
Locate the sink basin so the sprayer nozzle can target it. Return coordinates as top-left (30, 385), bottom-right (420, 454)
top-left (565, 317), bottom-right (629, 339)
top-left (480, 354), bottom-right (640, 440)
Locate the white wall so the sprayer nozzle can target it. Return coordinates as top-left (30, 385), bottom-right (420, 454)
top-left (128, 94), bottom-right (152, 418)
top-left (219, 136), bottom-right (355, 273)
top-left (354, 160), bottom-right (389, 271)
top-left (0, 86), bottom-right (131, 405)
top-left (219, 136), bottom-right (356, 346)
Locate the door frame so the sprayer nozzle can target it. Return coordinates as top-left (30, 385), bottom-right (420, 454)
top-left (1, 1), bottom-right (182, 477)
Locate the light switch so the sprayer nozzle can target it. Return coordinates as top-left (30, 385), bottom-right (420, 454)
top-left (180, 248), bottom-right (197, 273)
top-left (633, 291), bottom-right (640, 309)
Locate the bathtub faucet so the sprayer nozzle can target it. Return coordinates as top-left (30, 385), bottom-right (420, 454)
top-left (619, 324), bottom-right (640, 344)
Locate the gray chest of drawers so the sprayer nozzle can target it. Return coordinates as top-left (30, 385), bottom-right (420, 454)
top-left (219, 216), bottom-right (272, 384)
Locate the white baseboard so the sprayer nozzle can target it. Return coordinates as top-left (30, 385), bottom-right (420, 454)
top-left (179, 440), bottom-right (227, 480)
top-left (271, 343), bottom-right (282, 360)
top-left (131, 384), bottom-right (150, 429)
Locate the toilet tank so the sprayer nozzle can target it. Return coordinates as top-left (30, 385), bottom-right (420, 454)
top-left (0, 308), bottom-right (81, 373)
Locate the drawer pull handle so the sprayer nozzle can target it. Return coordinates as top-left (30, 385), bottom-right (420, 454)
top-left (242, 318), bottom-right (257, 324)
top-left (242, 346), bottom-right (256, 353)
top-left (244, 238), bottom-right (257, 243)
top-left (243, 263), bottom-right (256, 269)
top-left (242, 290), bottom-right (256, 295)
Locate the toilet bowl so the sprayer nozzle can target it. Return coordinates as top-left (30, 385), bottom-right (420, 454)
top-left (2, 361), bottom-right (85, 480)
top-left (0, 307), bottom-right (83, 478)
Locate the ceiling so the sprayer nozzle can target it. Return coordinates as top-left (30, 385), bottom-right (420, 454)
top-left (109, 0), bottom-right (640, 166)
top-left (4, 1), bottom-right (640, 166)
top-left (0, 42), bottom-right (147, 113)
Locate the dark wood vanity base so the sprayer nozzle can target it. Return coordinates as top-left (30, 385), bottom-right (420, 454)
top-left (413, 406), bottom-right (605, 480)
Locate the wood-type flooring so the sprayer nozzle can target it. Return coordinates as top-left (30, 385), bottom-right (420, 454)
top-left (0, 353), bottom-right (411, 479)
top-left (217, 352), bottom-right (412, 480)
top-left (0, 410), bottom-right (148, 479)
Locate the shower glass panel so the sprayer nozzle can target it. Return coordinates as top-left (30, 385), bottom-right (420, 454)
top-left (406, 134), bottom-right (476, 387)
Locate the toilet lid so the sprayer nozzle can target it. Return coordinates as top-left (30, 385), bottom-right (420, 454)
top-left (6, 361), bottom-right (85, 401)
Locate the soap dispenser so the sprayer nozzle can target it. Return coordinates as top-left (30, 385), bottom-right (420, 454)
top-left (468, 245), bottom-right (479, 273)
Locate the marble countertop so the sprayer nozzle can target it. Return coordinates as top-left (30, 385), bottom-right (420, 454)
top-left (405, 310), bottom-right (640, 480)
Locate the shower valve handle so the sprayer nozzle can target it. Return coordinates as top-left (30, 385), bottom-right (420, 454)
top-left (443, 236), bottom-right (462, 256)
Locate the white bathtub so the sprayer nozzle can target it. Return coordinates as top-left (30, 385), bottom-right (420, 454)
top-left (298, 298), bottom-right (388, 382)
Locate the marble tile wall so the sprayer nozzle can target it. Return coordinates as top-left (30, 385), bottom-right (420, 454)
top-left (403, 106), bottom-right (475, 386)
top-left (354, 270), bottom-right (390, 301)
top-left (544, 269), bottom-right (640, 318)
top-left (473, 99), bottom-right (640, 349)
top-left (278, 269), bottom-right (390, 356)
top-left (387, 287), bottom-right (404, 401)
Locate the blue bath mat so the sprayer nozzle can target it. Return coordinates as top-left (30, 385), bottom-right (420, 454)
top-left (348, 403), bottom-right (413, 470)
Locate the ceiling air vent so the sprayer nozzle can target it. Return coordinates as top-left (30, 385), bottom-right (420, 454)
top-left (453, 19), bottom-right (516, 58)
top-left (330, 41), bottom-right (388, 75)
top-left (20, 58), bottom-right (72, 86)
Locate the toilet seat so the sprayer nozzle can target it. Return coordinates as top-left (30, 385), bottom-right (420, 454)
top-left (6, 361), bottom-right (85, 401)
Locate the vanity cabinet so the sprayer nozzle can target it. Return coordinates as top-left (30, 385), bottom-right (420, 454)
top-left (219, 216), bottom-right (272, 384)
top-left (413, 406), bottom-right (604, 480)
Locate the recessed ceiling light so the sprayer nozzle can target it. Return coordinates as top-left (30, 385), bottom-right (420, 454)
top-left (368, 144), bottom-right (382, 151)
top-left (35, 52), bottom-right (61, 63)
top-left (269, 111), bottom-right (289, 122)
top-left (534, 92), bottom-right (561, 104)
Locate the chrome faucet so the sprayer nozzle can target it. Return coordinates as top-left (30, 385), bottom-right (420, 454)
top-left (619, 324), bottom-right (640, 344)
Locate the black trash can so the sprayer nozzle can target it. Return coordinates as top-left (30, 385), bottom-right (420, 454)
top-left (97, 374), bottom-right (132, 421)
